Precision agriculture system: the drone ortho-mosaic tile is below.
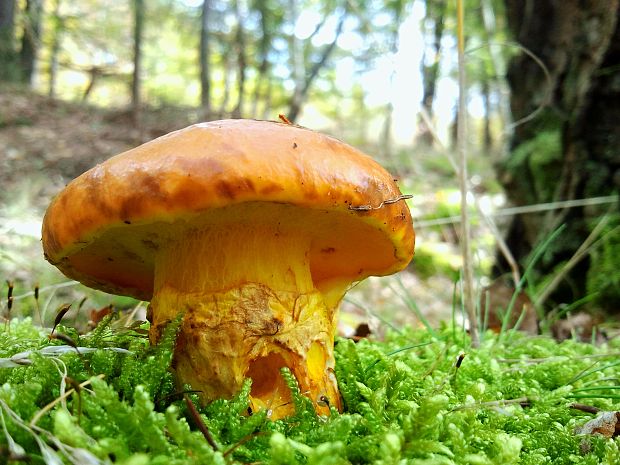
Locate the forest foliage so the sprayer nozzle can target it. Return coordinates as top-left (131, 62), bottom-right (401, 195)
top-left (3, 0), bottom-right (618, 314)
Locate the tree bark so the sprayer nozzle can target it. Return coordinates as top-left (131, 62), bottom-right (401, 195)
top-left (199, 0), bottom-right (211, 119)
top-left (497, 0), bottom-right (620, 310)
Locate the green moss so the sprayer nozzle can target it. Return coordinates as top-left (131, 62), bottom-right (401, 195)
top-left (0, 319), bottom-right (619, 464)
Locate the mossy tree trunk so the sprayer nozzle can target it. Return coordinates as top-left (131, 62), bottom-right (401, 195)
top-left (497, 0), bottom-right (620, 310)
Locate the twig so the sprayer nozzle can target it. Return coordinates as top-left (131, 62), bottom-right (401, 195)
top-left (465, 40), bottom-right (553, 133)
top-left (348, 194), bottom-right (412, 211)
top-left (183, 394), bottom-right (219, 451)
top-left (456, 0), bottom-right (478, 347)
top-left (570, 403), bottom-right (601, 415)
top-left (474, 195), bottom-right (521, 285)
top-left (451, 396), bottom-right (530, 412)
top-left (497, 352), bottom-right (620, 364)
top-left (11, 281), bottom-right (79, 302)
top-left (415, 195), bottom-right (619, 228)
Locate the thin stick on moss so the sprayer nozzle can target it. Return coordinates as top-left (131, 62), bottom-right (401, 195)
top-left (570, 403), bottom-right (601, 414)
top-left (451, 396), bottom-right (530, 412)
top-left (497, 352), bottom-right (620, 364)
top-left (184, 394), bottom-right (219, 451)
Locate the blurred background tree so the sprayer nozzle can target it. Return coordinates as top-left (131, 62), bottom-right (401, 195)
top-left (1, 0), bottom-right (618, 327)
top-left (497, 0), bottom-right (620, 312)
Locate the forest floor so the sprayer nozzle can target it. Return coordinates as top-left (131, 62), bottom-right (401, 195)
top-left (1, 85), bottom-right (194, 208)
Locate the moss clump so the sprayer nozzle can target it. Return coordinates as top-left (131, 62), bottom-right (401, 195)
top-left (0, 318), bottom-right (619, 464)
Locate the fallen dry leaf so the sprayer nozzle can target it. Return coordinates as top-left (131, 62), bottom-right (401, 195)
top-left (575, 410), bottom-right (620, 438)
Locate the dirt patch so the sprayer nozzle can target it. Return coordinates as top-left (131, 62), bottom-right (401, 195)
top-left (0, 85), bottom-right (196, 208)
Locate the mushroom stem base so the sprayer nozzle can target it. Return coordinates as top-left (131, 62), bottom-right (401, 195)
top-left (151, 283), bottom-right (341, 418)
top-left (148, 221), bottom-right (343, 419)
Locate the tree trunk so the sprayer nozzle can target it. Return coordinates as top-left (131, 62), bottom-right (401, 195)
top-left (287, 0), bottom-right (303, 121)
top-left (231, 0), bottom-right (246, 119)
top-left (0, 0), bottom-right (17, 81)
top-left (497, 0), bottom-right (620, 310)
top-left (381, 102), bottom-right (394, 166)
top-left (418, 0), bottom-right (446, 145)
top-left (287, 7), bottom-right (346, 122)
top-left (480, 0), bottom-right (511, 160)
top-left (219, 51), bottom-right (234, 117)
top-left (132, 0), bottom-right (144, 126)
top-left (82, 67), bottom-right (100, 101)
top-left (48, 0), bottom-right (63, 97)
top-left (260, 75), bottom-right (273, 120)
top-left (199, 0), bottom-right (211, 119)
top-left (481, 72), bottom-right (493, 152)
top-left (19, 0), bottom-right (43, 86)
top-left (251, 1), bottom-right (273, 118)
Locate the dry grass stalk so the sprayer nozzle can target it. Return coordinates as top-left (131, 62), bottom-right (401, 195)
top-left (456, 0), bottom-right (478, 347)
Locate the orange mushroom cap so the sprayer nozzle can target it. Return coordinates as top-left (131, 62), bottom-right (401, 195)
top-left (42, 119), bottom-right (414, 300)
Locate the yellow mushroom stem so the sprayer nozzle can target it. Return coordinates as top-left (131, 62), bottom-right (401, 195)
top-left (148, 212), bottom-right (345, 419)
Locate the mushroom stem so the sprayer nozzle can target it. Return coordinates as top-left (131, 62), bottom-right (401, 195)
top-left (148, 213), bottom-right (343, 418)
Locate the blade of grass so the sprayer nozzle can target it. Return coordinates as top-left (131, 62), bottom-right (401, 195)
top-left (343, 296), bottom-right (404, 336)
top-left (572, 386), bottom-right (620, 392)
top-left (390, 275), bottom-right (439, 339)
top-left (451, 278), bottom-right (459, 343)
top-left (567, 394), bottom-right (620, 401)
top-left (535, 213), bottom-right (614, 307)
top-left (497, 224), bottom-right (566, 343)
top-left (566, 360), bottom-right (620, 386)
top-left (365, 341), bottom-right (434, 372)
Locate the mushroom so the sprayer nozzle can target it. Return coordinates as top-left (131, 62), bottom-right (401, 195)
top-left (42, 119), bottom-right (414, 418)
